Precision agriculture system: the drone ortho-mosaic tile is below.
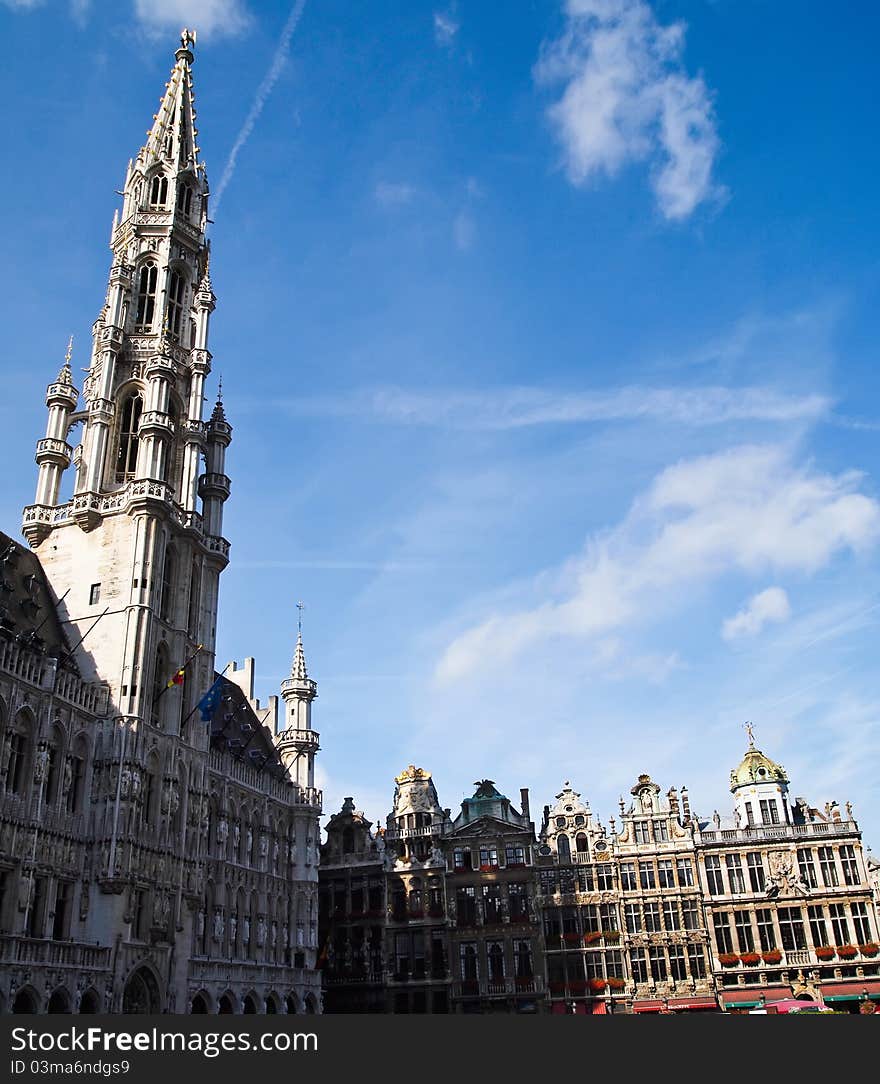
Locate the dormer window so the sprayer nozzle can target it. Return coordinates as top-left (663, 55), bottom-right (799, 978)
top-left (135, 263), bottom-right (158, 329)
top-left (148, 174), bottom-right (168, 208)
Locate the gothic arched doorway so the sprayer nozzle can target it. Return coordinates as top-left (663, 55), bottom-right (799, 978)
top-left (48, 988), bottom-right (72, 1014)
top-left (218, 993), bottom-right (235, 1014)
top-left (191, 993), bottom-right (209, 1014)
top-left (79, 989), bottom-right (100, 1014)
top-left (242, 993), bottom-right (258, 1014)
top-left (12, 987), bottom-right (39, 1014)
top-left (122, 966), bottom-right (162, 1014)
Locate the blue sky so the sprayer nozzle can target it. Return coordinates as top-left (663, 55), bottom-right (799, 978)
top-left (2, 0), bottom-right (880, 849)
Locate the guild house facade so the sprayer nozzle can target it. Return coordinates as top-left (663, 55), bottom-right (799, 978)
top-left (0, 32), bottom-right (322, 1015)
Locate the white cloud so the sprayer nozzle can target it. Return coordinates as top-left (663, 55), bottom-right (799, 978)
top-left (374, 181), bottom-right (416, 208)
top-left (309, 384), bottom-right (830, 429)
top-left (722, 586), bottom-right (792, 641)
top-left (436, 444), bottom-right (880, 682)
top-left (133, 0), bottom-right (250, 38)
top-left (433, 8), bottom-right (459, 47)
top-left (1, 0), bottom-right (44, 9)
top-left (535, 0), bottom-right (723, 220)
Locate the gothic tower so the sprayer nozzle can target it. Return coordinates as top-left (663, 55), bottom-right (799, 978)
top-left (22, 30), bottom-right (226, 732)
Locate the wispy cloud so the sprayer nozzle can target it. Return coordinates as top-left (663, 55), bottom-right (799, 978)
top-left (279, 384), bottom-right (832, 429)
top-left (433, 7), bottom-right (459, 48)
top-left (374, 181), bottom-right (417, 208)
top-left (213, 0), bottom-right (307, 213)
top-left (133, 0), bottom-right (250, 38)
top-left (452, 210), bottom-right (476, 251)
top-left (435, 444), bottom-right (880, 682)
top-left (535, 0), bottom-right (724, 220)
top-left (722, 586), bottom-right (791, 641)
top-left (1, 0), bottom-right (43, 9)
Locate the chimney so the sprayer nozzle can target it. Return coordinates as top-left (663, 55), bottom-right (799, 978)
top-left (520, 787), bottom-right (530, 822)
top-left (681, 786), bottom-right (690, 823)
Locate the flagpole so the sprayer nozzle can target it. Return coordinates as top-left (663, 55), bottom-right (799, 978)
top-left (181, 660), bottom-right (232, 730)
top-left (155, 642), bottom-right (204, 702)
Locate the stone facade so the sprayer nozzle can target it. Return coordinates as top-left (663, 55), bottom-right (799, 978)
top-left (0, 33), bottom-right (322, 1015)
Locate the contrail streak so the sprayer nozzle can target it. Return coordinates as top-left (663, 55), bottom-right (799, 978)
top-left (212, 0), bottom-right (307, 215)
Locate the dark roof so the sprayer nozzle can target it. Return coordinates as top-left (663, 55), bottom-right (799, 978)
top-left (206, 674), bottom-right (287, 779)
top-left (0, 531), bottom-right (78, 673)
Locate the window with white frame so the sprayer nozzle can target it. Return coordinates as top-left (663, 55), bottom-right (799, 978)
top-left (625, 903), bottom-right (641, 933)
top-left (807, 905), bottom-right (828, 948)
top-left (747, 852), bottom-right (765, 892)
top-left (755, 908), bottom-right (776, 951)
top-left (687, 945), bottom-right (706, 979)
top-left (644, 903), bottom-right (661, 933)
top-left (681, 898), bottom-right (700, 931)
top-left (713, 912), bottom-right (734, 954)
top-left (839, 845), bottom-right (860, 886)
top-left (663, 900), bottom-right (680, 931)
top-left (634, 821), bottom-right (650, 844)
top-left (668, 944), bottom-right (687, 981)
top-left (705, 855), bottom-right (724, 895)
top-left (639, 861), bottom-right (656, 890)
top-left (818, 847), bottom-right (839, 888)
top-left (620, 862), bottom-right (637, 891)
top-left (759, 799), bottom-right (780, 825)
top-left (676, 858), bottom-right (694, 887)
top-left (778, 906), bottom-right (807, 951)
top-left (734, 910), bottom-right (754, 952)
top-left (726, 854), bottom-right (746, 893)
top-left (797, 848), bottom-right (818, 889)
top-left (630, 948), bottom-right (649, 984)
top-left (652, 820), bottom-right (669, 842)
top-left (657, 859), bottom-right (674, 889)
top-left (851, 901), bottom-right (871, 945)
top-left (828, 903), bottom-right (850, 945)
top-left (648, 946), bottom-right (667, 981)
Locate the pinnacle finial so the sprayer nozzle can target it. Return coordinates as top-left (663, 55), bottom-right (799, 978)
top-left (744, 721), bottom-right (756, 748)
top-left (57, 336), bottom-right (74, 384)
top-left (297, 600), bottom-right (305, 636)
top-left (181, 27), bottom-right (197, 50)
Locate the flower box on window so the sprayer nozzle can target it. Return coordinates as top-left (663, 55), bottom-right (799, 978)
top-left (588, 978), bottom-right (607, 992)
top-left (480, 864), bottom-right (497, 872)
top-left (858, 942), bottom-right (879, 957)
top-left (606, 977), bottom-right (626, 991)
top-left (761, 950), bottom-right (782, 964)
top-left (739, 952), bottom-right (761, 966)
top-left (603, 930), bottom-right (621, 942)
top-left (718, 953), bottom-right (739, 967)
top-left (836, 944), bottom-right (858, 958)
top-left (583, 931), bottom-right (603, 945)
top-left (815, 946), bottom-right (835, 960)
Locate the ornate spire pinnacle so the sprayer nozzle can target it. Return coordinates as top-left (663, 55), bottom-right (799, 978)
top-left (744, 720), bottom-right (756, 749)
top-left (211, 377), bottom-right (226, 423)
top-left (292, 602), bottom-right (308, 679)
top-left (57, 336), bottom-right (74, 384)
top-left (140, 29), bottom-right (201, 170)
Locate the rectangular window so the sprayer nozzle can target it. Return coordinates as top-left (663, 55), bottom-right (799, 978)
top-left (668, 945), bottom-right (687, 981)
top-left (584, 951), bottom-right (603, 980)
top-left (595, 864), bottom-right (614, 891)
top-left (619, 862), bottom-right (637, 891)
top-left (839, 845), bottom-right (860, 886)
top-left (759, 799), bottom-right (780, 825)
top-left (644, 903), bottom-right (661, 933)
top-left (676, 858), bottom-right (694, 887)
top-left (561, 906), bottom-right (578, 935)
top-left (25, 876), bottom-right (47, 938)
top-left (648, 946), bottom-right (667, 982)
top-left (89, 583), bottom-right (101, 605)
top-left (543, 911), bottom-right (561, 938)
top-left (625, 903), bottom-right (642, 933)
top-left (630, 948), bottom-right (649, 984)
top-left (663, 900), bottom-right (680, 931)
top-left (726, 854), bottom-right (746, 894)
top-left (734, 909), bottom-right (754, 952)
top-left (851, 901), bottom-right (871, 945)
top-left (687, 945), bottom-right (707, 979)
top-left (576, 866), bottom-right (594, 893)
top-left (808, 905), bottom-right (828, 948)
top-left (459, 942), bottom-right (478, 981)
top-left (600, 903), bottom-right (619, 932)
top-left (681, 899), bottom-right (700, 931)
top-left (634, 821), bottom-right (650, 844)
top-left (453, 847), bottom-right (471, 871)
top-left (797, 849), bottom-right (818, 889)
top-left (713, 912), bottom-right (734, 954)
top-left (132, 888), bottom-right (149, 941)
top-left (479, 846), bottom-right (498, 869)
top-left (639, 861), bottom-right (656, 890)
top-left (818, 847), bottom-right (839, 888)
top-left (486, 940), bottom-right (505, 982)
top-left (756, 908), bottom-right (776, 952)
top-left (705, 855), bottom-right (724, 895)
top-left (605, 950), bottom-right (625, 980)
top-left (508, 882), bottom-right (529, 922)
top-left (777, 906), bottom-right (807, 951)
top-left (482, 884), bottom-right (502, 924)
top-left (456, 886), bottom-right (477, 927)
top-left (657, 859), bottom-right (674, 889)
top-left (747, 852), bottom-right (765, 892)
top-left (652, 819), bottom-right (669, 842)
top-left (505, 844), bottom-right (525, 867)
top-left (581, 903), bottom-right (600, 933)
top-left (828, 903), bottom-right (850, 945)
top-left (744, 802), bottom-right (755, 827)
top-left (539, 869), bottom-right (558, 897)
top-left (514, 939), bottom-right (533, 979)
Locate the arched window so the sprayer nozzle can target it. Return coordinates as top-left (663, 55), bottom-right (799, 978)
top-left (65, 736), bottom-right (87, 814)
top-left (151, 644), bottom-right (169, 729)
top-left (167, 271), bottom-right (186, 339)
top-left (43, 725), bottom-right (65, 807)
top-left (148, 174), bottom-right (168, 208)
top-left (3, 711), bottom-right (32, 795)
top-left (142, 752), bottom-right (160, 827)
top-left (187, 560), bottom-right (201, 639)
top-left (176, 184), bottom-right (193, 216)
top-left (160, 546), bottom-right (176, 623)
top-left (557, 833), bottom-right (571, 864)
top-left (575, 832), bottom-right (589, 855)
top-left (115, 393), bottom-right (143, 482)
top-left (135, 263), bottom-right (158, 328)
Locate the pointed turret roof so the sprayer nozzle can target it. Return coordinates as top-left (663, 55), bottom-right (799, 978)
top-left (292, 631), bottom-right (308, 680)
top-left (56, 336), bottom-right (74, 385)
top-left (139, 29), bottom-right (202, 173)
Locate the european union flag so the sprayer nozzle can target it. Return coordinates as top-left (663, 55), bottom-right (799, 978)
top-left (197, 677), bottom-right (224, 723)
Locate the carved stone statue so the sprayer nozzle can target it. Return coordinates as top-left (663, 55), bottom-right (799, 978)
top-left (217, 817), bottom-right (229, 845)
top-left (196, 909), bottom-right (205, 938)
top-left (259, 835), bottom-right (269, 861)
top-left (256, 916), bottom-right (267, 946)
top-left (229, 913), bottom-right (237, 943)
top-left (246, 827), bottom-right (253, 856)
top-left (640, 791), bottom-right (653, 813)
top-left (212, 909), bottom-right (224, 941)
top-left (243, 916), bottom-right (250, 944)
top-left (232, 822), bottom-right (240, 850)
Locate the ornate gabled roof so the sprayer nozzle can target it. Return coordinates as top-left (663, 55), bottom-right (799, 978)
top-left (547, 781), bottom-right (591, 818)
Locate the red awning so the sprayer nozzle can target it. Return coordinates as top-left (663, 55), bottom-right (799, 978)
top-left (667, 997), bottom-right (718, 1011)
top-left (722, 985), bottom-right (791, 1007)
top-left (632, 1000), bottom-right (664, 1013)
top-left (591, 1001), bottom-right (608, 1015)
top-left (820, 980), bottom-right (880, 1001)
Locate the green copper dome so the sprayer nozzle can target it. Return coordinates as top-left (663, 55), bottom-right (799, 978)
top-left (730, 745), bottom-right (788, 791)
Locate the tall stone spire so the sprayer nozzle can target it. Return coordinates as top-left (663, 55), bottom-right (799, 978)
top-left (276, 608), bottom-right (320, 789)
top-left (141, 29), bottom-right (200, 172)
